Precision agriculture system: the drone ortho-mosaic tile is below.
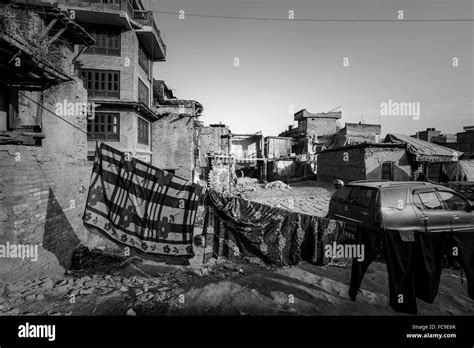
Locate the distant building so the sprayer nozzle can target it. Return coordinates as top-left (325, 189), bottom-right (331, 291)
top-left (317, 143), bottom-right (411, 183)
top-left (412, 126), bottom-right (473, 158)
top-left (279, 109), bottom-right (342, 154)
top-left (456, 126), bottom-right (474, 154)
top-left (334, 123), bottom-right (381, 147)
top-left (412, 127), bottom-right (441, 142)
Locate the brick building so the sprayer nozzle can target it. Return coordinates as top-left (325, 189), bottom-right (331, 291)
top-left (56, 0), bottom-right (167, 164)
top-left (338, 123), bottom-right (382, 145)
top-left (279, 109), bottom-right (342, 154)
top-left (0, 0), bottom-right (97, 282)
top-left (151, 79), bottom-right (203, 180)
top-left (317, 143), bottom-right (411, 183)
top-left (196, 123), bottom-right (231, 182)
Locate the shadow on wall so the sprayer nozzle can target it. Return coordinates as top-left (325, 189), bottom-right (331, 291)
top-left (43, 188), bottom-right (81, 270)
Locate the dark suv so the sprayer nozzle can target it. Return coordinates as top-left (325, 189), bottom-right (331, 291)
top-left (327, 180), bottom-right (474, 240)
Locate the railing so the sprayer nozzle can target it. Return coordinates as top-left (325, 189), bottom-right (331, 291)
top-left (59, 0), bottom-right (133, 17)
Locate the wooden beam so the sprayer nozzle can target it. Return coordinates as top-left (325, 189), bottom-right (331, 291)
top-left (48, 27), bottom-right (66, 45)
top-left (40, 19), bottom-right (57, 39)
top-left (72, 45), bottom-right (88, 62)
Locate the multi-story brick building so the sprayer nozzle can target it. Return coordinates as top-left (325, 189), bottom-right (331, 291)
top-left (57, 0), bottom-right (167, 164)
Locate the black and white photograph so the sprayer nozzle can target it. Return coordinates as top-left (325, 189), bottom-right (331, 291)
top-left (0, 0), bottom-right (473, 345)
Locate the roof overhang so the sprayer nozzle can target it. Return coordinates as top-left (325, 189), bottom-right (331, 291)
top-left (0, 34), bottom-right (72, 90)
top-left (90, 100), bottom-right (160, 121)
top-left (136, 28), bottom-right (166, 61)
top-left (58, 6), bottom-right (133, 29)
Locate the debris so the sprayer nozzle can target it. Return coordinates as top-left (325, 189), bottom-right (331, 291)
top-left (84, 280), bottom-right (98, 287)
top-left (36, 294), bottom-right (45, 300)
top-left (126, 308), bottom-right (136, 316)
top-left (119, 286), bottom-right (128, 293)
top-left (53, 285), bottom-right (70, 294)
top-left (264, 180), bottom-right (290, 189)
top-left (79, 288), bottom-right (94, 295)
top-left (40, 278), bottom-right (54, 290)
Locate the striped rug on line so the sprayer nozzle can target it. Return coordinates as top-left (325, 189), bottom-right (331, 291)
top-left (83, 142), bottom-right (203, 257)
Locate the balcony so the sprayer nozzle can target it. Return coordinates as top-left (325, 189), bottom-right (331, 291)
top-left (58, 0), bottom-right (134, 28)
top-left (133, 10), bottom-right (166, 61)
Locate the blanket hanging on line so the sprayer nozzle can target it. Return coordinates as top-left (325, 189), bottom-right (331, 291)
top-left (202, 189), bottom-right (345, 266)
top-left (83, 142), bottom-right (203, 258)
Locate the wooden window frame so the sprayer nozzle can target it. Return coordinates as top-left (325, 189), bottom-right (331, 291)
top-left (84, 26), bottom-right (121, 56)
top-left (87, 112), bottom-right (120, 141)
top-left (138, 41), bottom-right (150, 76)
top-left (80, 69), bottom-right (120, 98)
top-left (137, 78), bottom-right (149, 106)
top-left (137, 116), bottom-right (149, 145)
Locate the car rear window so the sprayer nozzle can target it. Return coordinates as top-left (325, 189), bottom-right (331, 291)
top-left (381, 188), bottom-right (407, 209)
top-left (333, 186), bottom-right (352, 202)
top-left (348, 187), bottom-right (377, 209)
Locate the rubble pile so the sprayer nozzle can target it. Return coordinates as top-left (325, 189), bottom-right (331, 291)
top-left (0, 247), bottom-right (249, 316)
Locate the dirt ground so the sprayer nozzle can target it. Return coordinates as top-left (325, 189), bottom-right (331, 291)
top-left (1, 181), bottom-right (473, 316)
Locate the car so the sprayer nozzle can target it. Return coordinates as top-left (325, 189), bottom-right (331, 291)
top-left (327, 180), bottom-right (474, 241)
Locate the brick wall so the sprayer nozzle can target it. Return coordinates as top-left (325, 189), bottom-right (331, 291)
top-left (317, 146), bottom-right (411, 183)
top-left (317, 147), bottom-right (366, 182)
top-left (151, 114), bottom-right (195, 180)
top-left (0, 79), bottom-right (115, 284)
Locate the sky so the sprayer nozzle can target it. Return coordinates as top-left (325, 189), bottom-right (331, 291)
top-left (145, 0), bottom-right (473, 137)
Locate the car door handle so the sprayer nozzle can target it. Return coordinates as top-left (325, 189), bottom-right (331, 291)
top-left (361, 211), bottom-right (368, 216)
top-left (452, 215), bottom-right (460, 220)
top-left (420, 214), bottom-right (429, 220)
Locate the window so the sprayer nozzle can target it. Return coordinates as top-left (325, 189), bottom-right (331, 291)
top-left (0, 87), bottom-right (16, 131)
top-left (137, 117), bottom-right (149, 145)
top-left (84, 26), bottom-right (121, 56)
top-left (333, 186), bottom-right (352, 203)
top-left (138, 42), bottom-right (150, 75)
top-left (348, 187), bottom-right (377, 208)
top-left (415, 191), bottom-right (443, 210)
top-left (87, 112), bottom-right (119, 141)
top-left (381, 188), bottom-right (407, 209)
top-left (438, 191), bottom-right (469, 211)
top-left (80, 69), bottom-right (120, 98)
top-left (138, 79), bottom-right (149, 106)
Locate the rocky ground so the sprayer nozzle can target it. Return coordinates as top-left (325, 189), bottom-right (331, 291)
top-left (1, 181), bottom-right (473, 316)
top-left (1, 255), bottom-right (472, 316)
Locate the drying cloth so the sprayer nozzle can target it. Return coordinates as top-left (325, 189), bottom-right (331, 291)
top-left (349, 228), bottom-right (474, 314)
top-left (83, 142), bottom-right (203, 258)
top-left (202, 189), bottom-right (344, 266)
